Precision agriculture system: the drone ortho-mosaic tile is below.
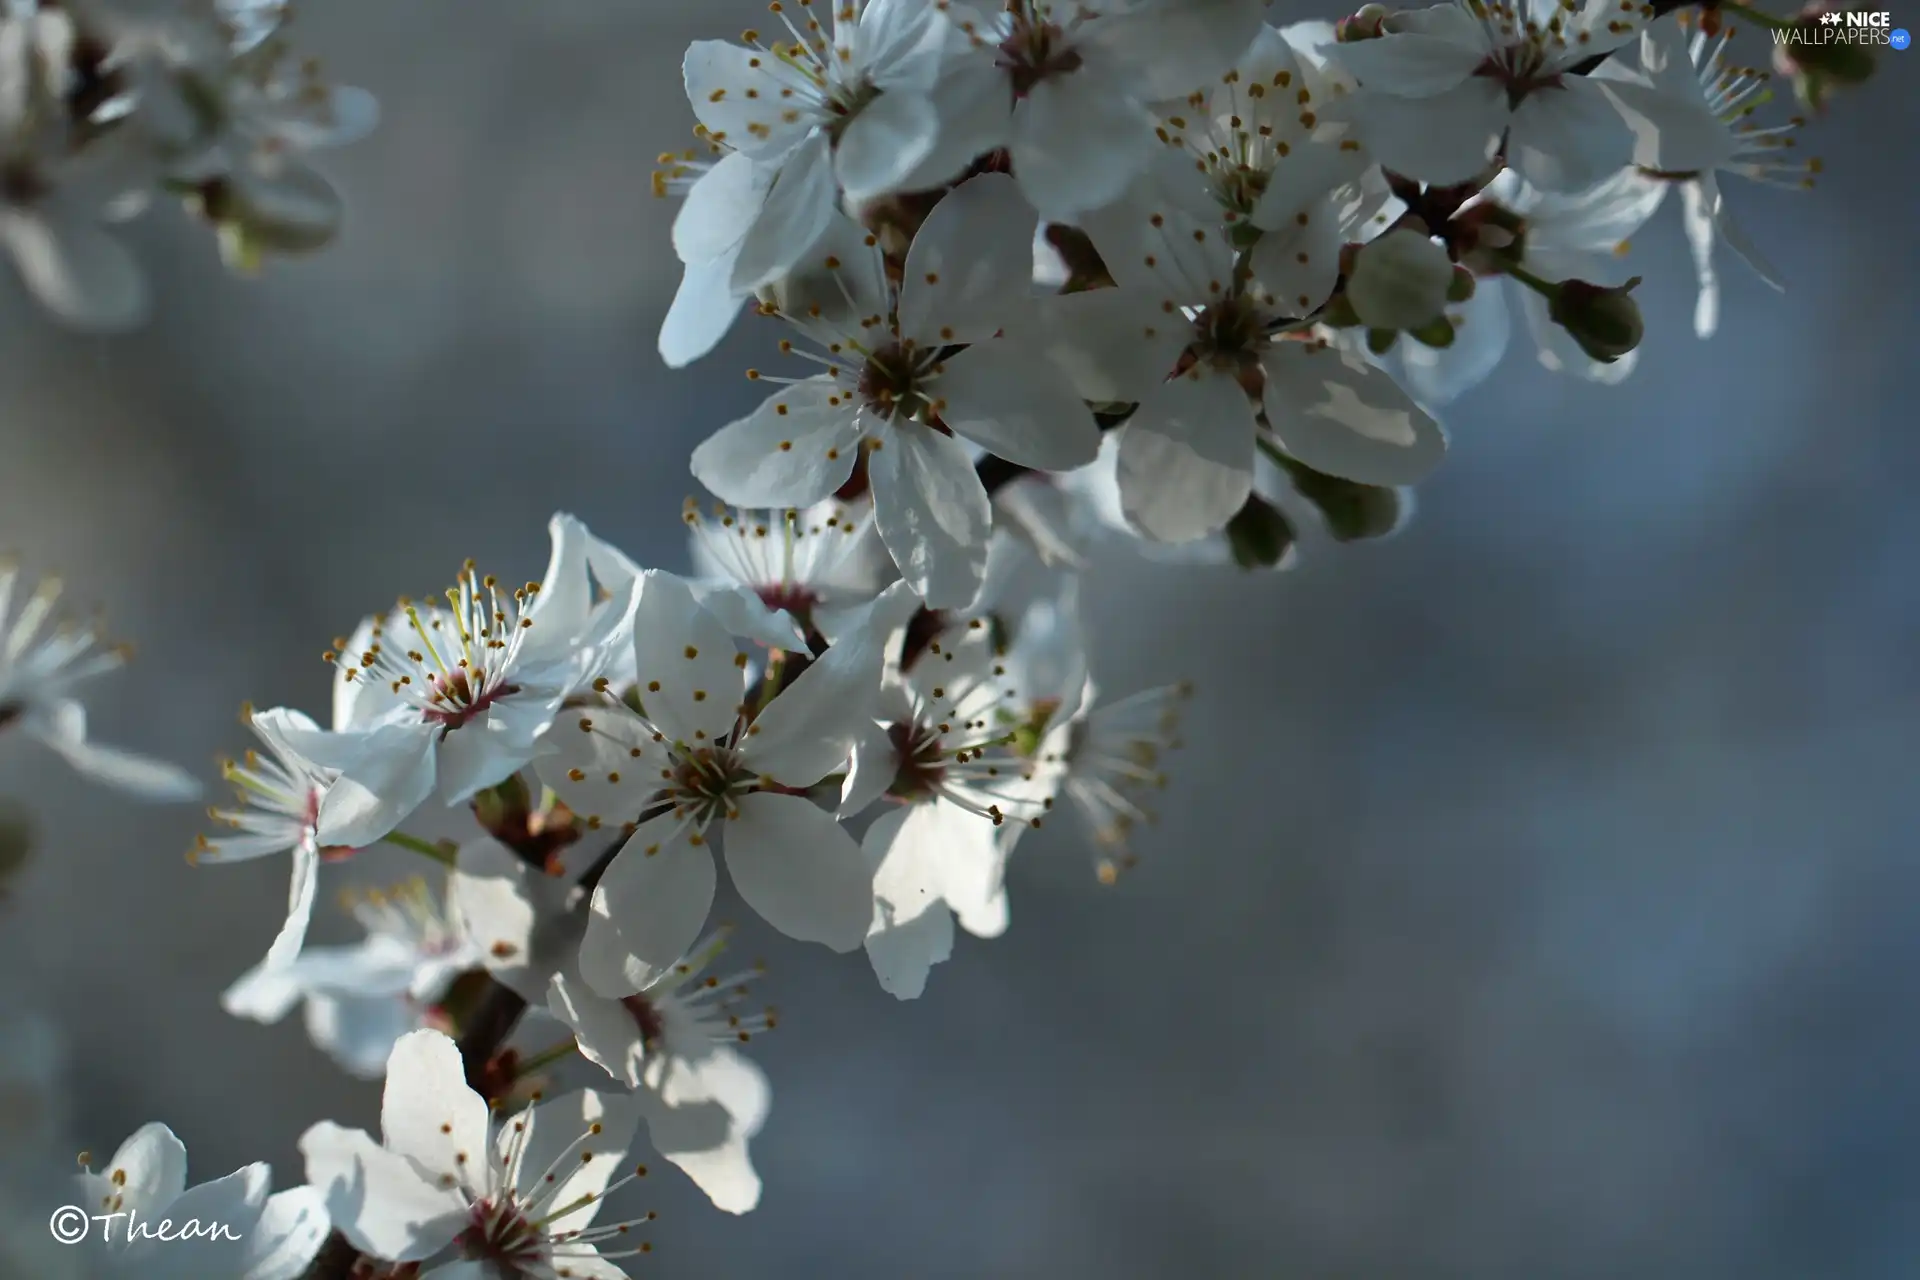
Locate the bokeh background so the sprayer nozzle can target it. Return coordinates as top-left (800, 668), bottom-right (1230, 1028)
top-left (3, 2), bottom-right (1919, 1276)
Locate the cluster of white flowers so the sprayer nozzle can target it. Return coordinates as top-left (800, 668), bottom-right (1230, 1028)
top-left (0, 0), bottom-right (1872, 1275)
top-left (1, 0), bottom-right (372, 328)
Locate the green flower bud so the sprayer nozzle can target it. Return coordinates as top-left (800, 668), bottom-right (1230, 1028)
top-left (1546, 276), bottom-right (1645, 364)
top-left (1345, 228), bottom-right (1454, 330)
top-left (1278, 457), bottom-right (1407, 542)
top-left (1225, 494), bottom-right (1296, 570)
top-left (1317, 291), bottom-right (1364, 328)
top-left (1408, 315), bottom-right (1456, 348)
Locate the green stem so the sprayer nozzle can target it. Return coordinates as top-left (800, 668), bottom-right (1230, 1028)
top-left (380, 830), bottom-right (457, 867)
top-left (1502, 261), bottom-right (1559, 299)
top-left (515, 1038), bottom-right (580, 1077)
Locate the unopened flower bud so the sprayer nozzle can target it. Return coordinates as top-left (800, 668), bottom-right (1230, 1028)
top-left (1452, 203), bottom-right (1528, 274)
top-left (1317, 290), bottom-right (1364, 328)
top-left (1224, 494), bottom-right (1296, 570)
top-left (1547, 276), bottom-right (1645, 364)
top-left (1772, 12), bottom-right (1877, 111)
top-left (1335, 4), bottom-right (1392, 41)
top-left (1344, 228), bottom-right (1455, 330)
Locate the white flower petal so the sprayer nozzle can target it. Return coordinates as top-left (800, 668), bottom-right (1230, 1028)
top-left (935, 344), bottom-right (1102, 471)
top-left (1263, 341), bottom-right (1446, 485)
top-left (30, 702), bottom-right (199, 801)
top-left (298, 1121), bottom-right (467, 1263)
top-left (659, 253), bottom-right (749, 369)
top-left (673, 151), bottom-right (774, 264)
top-left (501, 1088), bottom-right (640, 1238)
top-left (898, 172), bottom-right (1035, 346)
top-left (1507, 79), bottom-right (1636, 193)
top-left (1330, 7), bottom-right (1487, 94)
top-left (82, 1123), bottom-right (187, 1220)
top-left (1008, 72), bottom-right (1157, 221)
top-left (1680, 178), bottom-right (1720, 339)
top-left (868, 421), bottom-right (992, 610)
top-left (313, 722), bottom-right (437, 849)
top-left (1081, 0), bottom-right (1269, 99)
top-left (723, 791), bottom-right (871, 951)
top-left (638, 1047), bottom-right (769, 1215)
top-left (547, 970), bottom-right (646, 1090)
top-left (1009, 288), bottom-right (1186, 404)
top-left (691, 377), bottom-right (863, 509)
top-left (581, 820), bottom-right (716, 996)
top-left (834, 89), bottom-right (940, 202)
top-left (1394, 277), bottom-right (1512, 405)
top-left (1, 211), bottom-right (149, 332)
top-left (630, 570), bottom-right (745, 744)
top-left (1116, 371), bottom-right (1257, 543)
top-left (238, 1186), bottom-right (332, 1280)
top-left (683, 41), bottom-right (814, 161)
top-left (862, 805), bottom-right (955, 1000)
top-left (1352, 78), bottom-right (1506, 187)
top-left (258, 840), bottom-right (319, 971)
top-left (1247, 202), bottom-right (1346, 317)
top-left (380, 1030), bottom-right (490, 1182)
top-left (730, 132), bottom-right (838, 292)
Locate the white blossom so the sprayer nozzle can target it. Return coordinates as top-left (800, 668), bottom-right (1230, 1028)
top-left (682, 0), bottom-right (951, 300)
top-left (0, 3), bottom-right (154, 329)
top-left (1599, 20), bottom-right (1806, 337)
top-left (1001, 588), bottom-right (1190, 882)
top-left (304, 514), bottom-right (634, 849)
top-left (1331, 0), bottom-right (1652, 192)
top-left (539, 573), bottom-right (920, 994)
top-left (854, 617), bottom-right (1060, 999)
top-left (222, 876), bottom-right (483, 1079)
top-left (74, 1123), bottom-right (330, 1280)
top-left (683, 496), bottom-right (890, 649)
top-left (191, 704), bottom-right (340, 977)
top-left (691, 173), bottom-right (1100, 608)
top-left (0, 560), bottom-right (198, 801)
top-left (302, 1030), bottom-right (654, 1277)
top-left (547, 929), bottom-right (772, 1215)
top-left (927, 0), bottom-right (1268, 219)
top-left (1039, 156), bottom-right (1443, 543)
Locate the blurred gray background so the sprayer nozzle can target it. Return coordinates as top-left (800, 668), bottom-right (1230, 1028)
top-left (3, 2), bottom-right (1919, 1276)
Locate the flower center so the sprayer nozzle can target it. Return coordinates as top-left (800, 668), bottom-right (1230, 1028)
top-left (1474, 40), bottom-right (1563, 106)
top-left (1188, 295), bottom-right (1267, 368)
top-left (460, 1198), bottom-right (545, 1267)
top-left (825, 78), bottom-right (884, 143)
top-left (884, 721), bottom-right (949, 800)
top-left (755, 583), bottom-right (820, 618)
top-left (423, 668), bottom-right (521, 731)
top-left (665, 744), bottom-right (753, 823)
top-left (998, 16), bottom-right (1083, 96)
top-left (858, 340), bottom-right (942, 423)
top-left (620, 992), bottom-right (669, 1048)
top-left (0, 702), bottom-right (20, 732)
